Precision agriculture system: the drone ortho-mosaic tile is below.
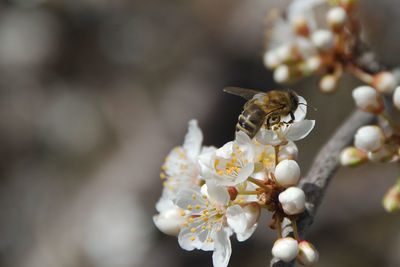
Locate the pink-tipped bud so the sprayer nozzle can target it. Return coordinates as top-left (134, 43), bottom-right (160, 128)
top-left (293, 16), bottom-right (310, 37)
top-left (311, 30), bottom-right (334, 52)
top-left (227, 186), bottom-right (238, 201)
top-left (272, 237), bottom-right (299, 263)
top-left (274, 159), bottom-right (301, 187)
top-left (352, 85), bottom-right (384, 114)
top-left (393, 86), bottom-right (400, 110)
top-left (354, 125), bottom-right (385, 152)
top-left (153, 207), bottom-right (187, 236)
top-left (327, 7), bottom-right (347, 31)
top-left (382, 180), bottom-right (400, 213)
top-left (372, 71), bottom-right (397, 94)
top-left (368, 145), bottom-right (394, 163)
top-left (297, 240), bottom-right (319, 266)
top-left (340, 146), bottom-right (367, 166)
top-left (319, 74), bottom-right (338, 93)
top-left (278, 187), bottom-right (306, 215)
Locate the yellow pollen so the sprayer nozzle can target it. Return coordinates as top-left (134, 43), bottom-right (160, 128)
top-left (209, 238), bottom-right (214, 242)
top-left (181, 211), bottom-right (186, 216)
top-left (214, 158), bottom-right (220, 169)
top-left (174, 147), bottom-right (180, 152)
top-left (217, 218), bottom-right (221, 223)
top-left (191, 236), bottom-right (196, 241)
top-left (208, 225), bottom-right (212, 230)
top-left (217, 170), bottom-right (224, 175)
top-left (189, 218), bottom-right (194, 223)
top-left (162, 165), bottom-right (168, 171)
top-left (238, 150), bottom-right (243, 156)
top-left (203, 209), bottom-right (209, 214)
top-left (234, 145), bottom-right (239, 150)
top-left (195, 204), bottom-right (201, 209)
top-left (168, 177), bottom-right (174, 182)
top-left (244, 158), bottom-right (248, 164)
top-left (205, 202), bottom-right (209, 207)
top-left (202, 226), bottom-right (206, 230)
top-left (165, 156), bottom-right (170, 161)
top-left (217, 227), bottom-right (221, 232)
top-left (192, 194), bottom-right (196, 200)
top-left (183, 222), bottom-right (188, 227)
top-left (201, 215), bottom-right (205, 219)
top-left (187, 205), bottom-right (192, 210)
top-left (191, 227), bottom-right (196, 233)
top-left (202, 195), bottom-right (207, 199)
top-left (160, 172), bottom-right (166, 179)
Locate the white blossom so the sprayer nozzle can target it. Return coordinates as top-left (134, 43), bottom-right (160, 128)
top-left (174, 183), bottom-right (257, 267)
top-left (354, 125), bottom-right (385, 152)
top-left (278, 187), bottom-right (306, 215)
top-left (198, 131), bottom-right (255, 186)
top-left (256, 95), bottom-right (315, 146)
top-left (274, 159), bottom-right (301, 187)
top-left (271, 237), bottom-right (299, 263)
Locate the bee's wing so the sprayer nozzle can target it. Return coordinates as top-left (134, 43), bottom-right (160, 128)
top-left (223, 87), bottom-right (264, 100)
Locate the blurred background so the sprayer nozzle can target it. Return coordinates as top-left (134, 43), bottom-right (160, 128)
top-left (0, 0), bottom-right (399, 266)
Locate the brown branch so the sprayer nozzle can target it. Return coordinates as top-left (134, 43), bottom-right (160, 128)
top-left (270, 109), bottom-right (375, 267)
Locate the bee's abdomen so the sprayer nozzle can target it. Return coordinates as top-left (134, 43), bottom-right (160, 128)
top-left (236, 105), bottom-right (266, 139)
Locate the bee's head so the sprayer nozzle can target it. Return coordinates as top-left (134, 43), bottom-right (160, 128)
top-left (288, 89), bottom-right (299, 111)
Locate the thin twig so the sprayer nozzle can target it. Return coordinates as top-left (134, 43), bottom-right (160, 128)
top-left (270, 109), bottom-right (375, 267)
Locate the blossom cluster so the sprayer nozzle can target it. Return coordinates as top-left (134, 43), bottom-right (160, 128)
top-left (263, 0), bottom-right (398, 95)
top-left (153, 95), bottom-right (319, 266)
top-left (340, 85), bottom-right (400, 212)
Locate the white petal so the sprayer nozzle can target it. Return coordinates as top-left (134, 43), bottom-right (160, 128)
top-left (212, 229), bottom-right (232, 267)
top-left (286, 120), bottom-right (315, 141)
top-left (155, 188), bottom-right (175, 212)
top-left (206, 182), bottom-right (230, 205)
top-left (236, 223), bottom-right (257, 242)
top-left (216, 142), bottom-right (234, 159)
top-left (226, 205), bottom-right (248, 234)
top-left (153, 207), bottom-right (186, 236)
top-left (235, 130), bottom-right (252, 145)
top-left (255, 129), bottom-right (280, 146)
top-left (235, 163), bottom-right (254, 184)
top-left (294, 95), bottom-right (307, 121)
top-left (198, 151), bottom-right (214, 178)
top-left (183, 119), bottom-right (203, 161)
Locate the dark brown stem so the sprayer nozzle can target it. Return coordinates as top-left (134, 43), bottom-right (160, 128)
top-left (270, 109), bottom-right (374, 267)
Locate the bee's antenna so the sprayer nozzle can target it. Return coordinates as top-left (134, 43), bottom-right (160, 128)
top-left (299, 102), bottom-right (317, 112)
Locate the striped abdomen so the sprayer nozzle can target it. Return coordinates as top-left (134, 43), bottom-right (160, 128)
top-left (236, 103), bottom-right (267, 139)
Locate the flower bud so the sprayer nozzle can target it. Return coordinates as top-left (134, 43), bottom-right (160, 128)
top-left (274, 159), bottom-right (301, 187)
top-left (354, 125), bottom-right (385, 152)
top-left (305, 56), bottom-right (321, 73)
top-left (153, 207), bottom-right (187, 236)
top-left (227, 186), bottom-right (238, 201)
top-left (297, 240), bottom-right (319, 266)
top-left (327, 7), bottom-right (347, 31)
top-left (382, 180), bottom-right (400, 213)
top-left (340, 146), bottom-right (367, 166)
top-left (273, 65), bottom-right (290, 83)
top-left (311, 30), bottom-right (334, 52)
top-left (367, 145), bottom-right (394, 163)
top-left (279, 187), bottom-right (306, 215)
top-left (271, 237), bottom-right (299, 263)
top-left (263, 50), bottom-right (281, 69)
top-left (319, 74), bottom-right (338, 93)
top-left (393, 86), bottom-right (400, 111)
top-left (352, 85), bottom-right (384, 114)
top-left (372, 71), bottom-right (397, 94)
top-left (293, 16), bottom-right (310, 37)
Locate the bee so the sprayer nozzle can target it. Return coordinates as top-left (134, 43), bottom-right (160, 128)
top-left (223, 87), bottom-right (299, 138)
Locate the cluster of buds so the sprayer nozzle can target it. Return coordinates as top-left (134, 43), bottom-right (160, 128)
top-left (153, 95), bottom-right (319, 266)
top-left (340, 85), bottom-right (400, 212)
top-left (263, 0), bottom-right (398, 95)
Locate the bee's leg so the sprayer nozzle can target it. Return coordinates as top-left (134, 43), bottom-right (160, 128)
top-left (287, 112), bottom-right (295, 124)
